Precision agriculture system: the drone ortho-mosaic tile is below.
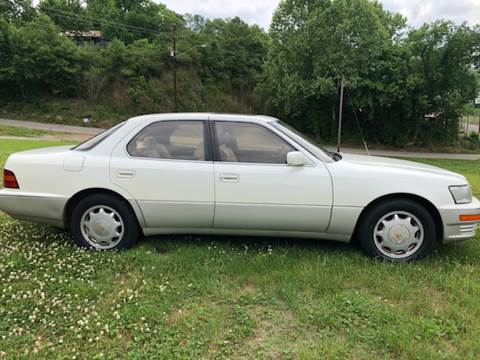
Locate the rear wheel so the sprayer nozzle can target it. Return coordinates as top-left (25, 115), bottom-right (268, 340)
top-left (357, 199), bottom-right (436, 261)
top-left (70, 194), bottom-right (140, 250)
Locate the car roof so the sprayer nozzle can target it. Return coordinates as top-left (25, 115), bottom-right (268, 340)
top-left (126, 113), bottom-right (279, 126)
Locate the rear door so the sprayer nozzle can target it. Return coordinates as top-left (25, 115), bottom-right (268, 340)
top-left (211, 117), bottom-right (332, 232)
top-left (110, 119), bottom-right (214, 229)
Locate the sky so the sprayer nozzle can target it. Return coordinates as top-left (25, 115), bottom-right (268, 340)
top-left (157, 0), bottom-right (480, 29)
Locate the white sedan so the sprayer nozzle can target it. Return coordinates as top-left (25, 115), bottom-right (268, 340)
top-left (1, 113), bottom-right (479, 261)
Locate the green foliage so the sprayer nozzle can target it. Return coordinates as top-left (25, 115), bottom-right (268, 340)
top-left (5, 15), bottom-right (81, 97)
top-left (0, 0), bottom-right (36, 22)
top-left (261, 0), bottom-right (400, 139)
top-left (0, 4), bottom-right (267, 114)
top-left (463, 131), bottom-right (480, 151)
top-left (84, 0), bottom-right (180, 43)
top-left (0, 0), bottom-right (478, 147)
top-left (260, 0), bottom-right (479, 146)
top-left (38, 0), bottom-right (91, 31)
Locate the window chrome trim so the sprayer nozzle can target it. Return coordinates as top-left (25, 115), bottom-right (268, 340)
top-left (213, 160), bottom-right (315, 168)
top-left (124, 152), bottom-right (214, 164)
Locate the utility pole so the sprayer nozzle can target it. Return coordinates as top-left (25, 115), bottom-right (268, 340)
top-left (337, 75), bottom-right (345, 153)
top-left (171, 25), bottom-right (177, 112)
top-left (169, 28), bottom-right (206, 113)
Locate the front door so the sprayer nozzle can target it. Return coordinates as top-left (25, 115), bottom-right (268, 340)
top-left (211, 119), bottom-right (332, 233)
top-left (110, 120), bottom-right (214, 229)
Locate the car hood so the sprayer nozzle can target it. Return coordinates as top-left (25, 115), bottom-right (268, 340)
top-left (339, 153), bottom-right (466, 181)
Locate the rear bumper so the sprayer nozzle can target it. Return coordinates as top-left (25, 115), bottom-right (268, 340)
top-left (0, 190), bottom-right (67, 228)
top-left (438, 197), bottom-right (480, 243)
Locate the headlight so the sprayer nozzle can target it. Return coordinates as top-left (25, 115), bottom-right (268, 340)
top-left (449, 185), bottom-right (472, 204)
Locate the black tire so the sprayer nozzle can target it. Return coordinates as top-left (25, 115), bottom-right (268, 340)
top-left (70, 193), bottom-right (140, 250)
top-left (357, 199), bottom-right (436, 261)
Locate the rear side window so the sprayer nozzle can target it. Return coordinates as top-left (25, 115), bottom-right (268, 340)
top-left (73, 122), bottom-right (125, 151)
top-left (127, 121), bottom-right (206, 161)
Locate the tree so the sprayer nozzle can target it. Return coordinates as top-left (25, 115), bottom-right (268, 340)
top-left (8, 15), bottom-right (81, 97)
top-left (215, 18), bottom-right (267, 103)
top-left (0, 0), bottom-right (36, 22)
top-left (0, 18), bottom-right (15, 97)
top-left (85, 0), bottom-right (179, 43)
top-left (403, 21), bottom-right (478, 144)
top-left (261, 0), bottom-right (479, 146)
top-left (261, 0), bottom-right (394, 139)
top-left (38, 0), bottom-right (91, 31)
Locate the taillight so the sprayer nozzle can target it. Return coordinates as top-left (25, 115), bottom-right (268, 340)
top-left (3, 169), bottom-right (19, 189)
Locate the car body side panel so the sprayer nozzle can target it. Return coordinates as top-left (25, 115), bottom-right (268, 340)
top-left (108, 123), bottom-right (215, 229)
top-left (4, 148), bottom-right (131, 198)
top-left (1, 148), bottom-right (145, 228)
top-left (0, 190), bottom-right (67, 227)
top-left (326, 160), bottom-right (466, 209)
top-left (142, 226), bottom-right (351, 242)
top-left (213, 162), bottom-right (333, 232)
top-left (327, 206), bottom-right (364, 236)
top-left (0, 114), bottom-right (477, 245)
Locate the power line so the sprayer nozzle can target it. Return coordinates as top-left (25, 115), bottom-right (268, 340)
top-left (41, 7), bottom-right (165, 36)
top-left (40, 6), bottom-right (172, 37)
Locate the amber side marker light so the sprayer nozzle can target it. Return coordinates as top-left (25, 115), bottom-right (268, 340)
top-left (459, 214), bottom-right (480, 222)
top-left (3, 169), bottom-right (19, 189)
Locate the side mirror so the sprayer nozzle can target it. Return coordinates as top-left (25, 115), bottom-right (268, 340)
top-left (287, 151), bottom-right (308, 166)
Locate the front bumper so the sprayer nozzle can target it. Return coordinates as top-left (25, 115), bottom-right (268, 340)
top-left (438, 197), bottom-right (480, 243)
top-left (0, 189), bottom-right (67, 228)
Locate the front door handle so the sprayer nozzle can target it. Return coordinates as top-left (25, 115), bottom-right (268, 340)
top-left (219, 173), bottom-right (239, 183)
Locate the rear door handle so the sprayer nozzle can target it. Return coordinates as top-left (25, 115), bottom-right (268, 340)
top-left (116, 169), bottom-right (136, 178)
top-left (219, 173), bottom-right (239, 182)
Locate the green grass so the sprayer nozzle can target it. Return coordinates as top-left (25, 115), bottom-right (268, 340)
top-left (0, 126), bottom-right (52, 138)
top-left (0, 140), bottom-right (480, 358)
top-left (1, 98), bottom-right (130, 128)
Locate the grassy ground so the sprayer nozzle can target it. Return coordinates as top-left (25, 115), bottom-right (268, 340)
top-left (0, 126), bottom-right (53, 138)
top-left (0, 126), bottom-right (89, 144)
top-left (0, 140), bottom-right (480, 359)
top-left (0, 99), bottom-right (128, 128)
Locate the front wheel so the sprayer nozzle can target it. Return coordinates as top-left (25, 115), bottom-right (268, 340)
top-left (70, 194), bottom-right (140, 250)
top-left (357, 199), bottom-right (436, 261)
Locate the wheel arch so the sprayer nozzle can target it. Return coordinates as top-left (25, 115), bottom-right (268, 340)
top-left (352, 193), bottom-right (443, 243)
top-left (63, 188), bottom-right (146, 230)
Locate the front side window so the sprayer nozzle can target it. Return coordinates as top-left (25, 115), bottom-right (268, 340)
top-left (214, 122), bottom-right (295, 164)
top-left (127, 121), bottom-right (206, 161)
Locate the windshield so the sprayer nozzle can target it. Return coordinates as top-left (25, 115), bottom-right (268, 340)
top-left (73, 122), bottom-right (125, 151)
top-left (270, 121), bottom-right (341, 161)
